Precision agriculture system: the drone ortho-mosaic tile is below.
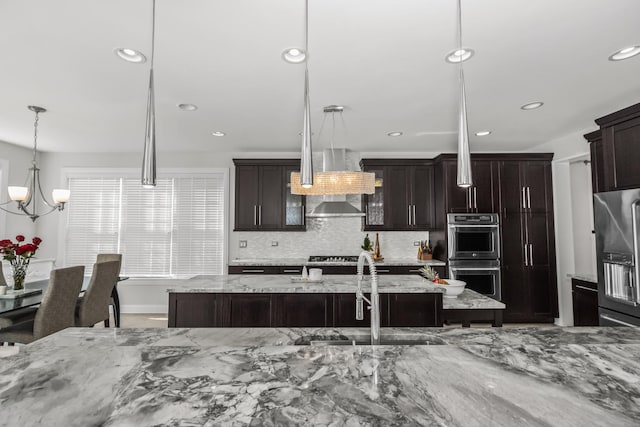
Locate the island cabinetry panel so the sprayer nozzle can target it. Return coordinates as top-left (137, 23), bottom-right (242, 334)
top-left (386, 293), bottom-right (443, 327)
top-left (233, 159), bottom-right (305, 231)
top-left (221, 294), bottom-right (273, 327)
top-left (168, 293), bottom-right (217, 327)
top-left (332, 293), bottom-right (392, 327)
top-left (228, 265), bottom-right (446, 277)
top-left (360, 159), bottom-right (435, 231)
top-left (272, 294), bottom-right (332, 327)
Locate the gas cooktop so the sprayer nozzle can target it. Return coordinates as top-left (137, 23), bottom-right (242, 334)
top-left (308, 255), bottom-right (359, 263)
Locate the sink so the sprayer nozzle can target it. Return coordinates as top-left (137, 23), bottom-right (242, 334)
top-left (294, 335), bottom-right (444, 346)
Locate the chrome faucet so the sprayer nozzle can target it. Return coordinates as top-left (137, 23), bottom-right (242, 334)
top-left (356, 251), bottom-right (380, 345)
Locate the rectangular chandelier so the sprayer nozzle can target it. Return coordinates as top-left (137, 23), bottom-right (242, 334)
top-left (290, 171), bottom-right (375, 195)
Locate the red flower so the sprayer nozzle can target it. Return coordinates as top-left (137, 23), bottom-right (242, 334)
top-left (15, 235), bottom-right (25, 242)
top-left (0, 239), bottom-right (12, 248)
top-left (32, 237), bottom-right (42, 246)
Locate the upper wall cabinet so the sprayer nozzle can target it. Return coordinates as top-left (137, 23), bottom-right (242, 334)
top-left (585, 102), bottom-right (640, 193)
top-left (233, 159), bottom-right (305, 231)
top-left (360, 159), bottom-right (435, 231)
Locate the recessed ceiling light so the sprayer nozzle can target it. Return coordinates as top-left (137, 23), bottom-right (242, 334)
top-left (178, 103), bottom-right (198, 111)
top-left (387, 131), bottom-right (403, 137)
top-left (475, 130), bottom-right (491, 136)
top-left (212, 131), bottom-right (226, 137)
top-left (521, 102), bottom-right (544, 110)
top-left (113, 47), bottom-right (146, 63)
top-left (608, 45), bottom-right (640, 61)
top-left (282, 47), bottom-right (306, 63)
top-left (445, 48), bottom-right (475, 63)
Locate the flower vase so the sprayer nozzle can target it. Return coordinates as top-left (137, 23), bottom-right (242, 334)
top-left (13, 272), bottom-right (26, 291)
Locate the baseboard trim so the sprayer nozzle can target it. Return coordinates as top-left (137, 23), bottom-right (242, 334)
top-left (121, 304), bottom-right (167, 314)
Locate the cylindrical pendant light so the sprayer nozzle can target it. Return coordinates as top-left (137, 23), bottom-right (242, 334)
top-left (456, 0), bottom-right (473, 188)
top-left (299, 0), bottom-right (313, 188)
top-left (142, 0), bottom-right (157, 188)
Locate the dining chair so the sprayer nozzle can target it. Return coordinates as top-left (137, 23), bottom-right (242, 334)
top-left (75, 260), bottom-right (120, 327)
top-left (0, 265), bottom-right (85, 345)
top-left (96, 253), bottom-right (122, 327)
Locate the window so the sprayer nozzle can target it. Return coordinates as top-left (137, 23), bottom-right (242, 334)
top-left (63, 169), bottom-right (227, 277)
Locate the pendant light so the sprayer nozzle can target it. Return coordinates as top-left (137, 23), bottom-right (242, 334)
top-left (456, 0), bottom-right (473, 188)
top-left (0, 106), bottom-right (70, 222)
top-left (141, 0), bottom-right (157, 188)
top-left (299, 0), bottom-right (313, 188)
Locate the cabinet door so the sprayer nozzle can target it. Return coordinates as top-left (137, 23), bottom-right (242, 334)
top-left (500, 161), bottom-right (525, 214)
top-left (606, 117), bottom-right (640, 190)
top-left (386, 166), bottom-right (412, 230)
top-left (333, 294), bottom-right (372, 327)
top-left (472, 161), bottom-right (497, 213)
top-left (526, 212), bottom-right (557, 319)
top-left (444, 160), bottom-right (471, 213)
top-left (222, 294), bottom-right (272, 327)
top-left (589, 139), bottom-right (605, 193)
top-left (235, 166), bottom-right (259, 230)
top-left (273, 294), bottom-right (331, 327)
top-left (283, 165), bottom-right (305, 229)
top-left (572, 280), bottom-right (599, 326)
top-left (258, 165), bottom-right (284, 229)
top-left (500, 212), bottom-right (529, 321)
top-left (168, 293), bottom-right (217, 327)
top-left (412, 165), bottom-right (435, 228)
top-left (386, 293), bottom-right (442, 327)
top-left (523, 162), bottom-right (552, 212)
top-left (363, 167), bottom-right (385, 229)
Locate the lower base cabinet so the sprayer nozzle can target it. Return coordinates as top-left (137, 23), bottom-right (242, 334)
top-left (169, 293), bottom-right (443, 327)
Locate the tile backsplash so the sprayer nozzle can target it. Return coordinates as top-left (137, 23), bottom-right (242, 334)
top-left (230, 214), bottom-right (431, 260)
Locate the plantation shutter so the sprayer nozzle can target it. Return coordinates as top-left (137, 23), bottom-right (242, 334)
top-left (64, 170), bottom-right (226, 277)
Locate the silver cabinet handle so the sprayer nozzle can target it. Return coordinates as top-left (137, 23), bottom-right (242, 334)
top-left (242, 269), bottom-right (265, 273)
top-left (254, 205), bottom-right (257, 226)
top-left (468, 188), bottom-right (472, 210)
top-left (409, 269), bottom-right (421, 272)
top-left (408, 205), bottom-right (412, 226)
top-left (301, 205), bottom-right (305, 226)
top-left (524, 244), bottom-right (528, 266)
top-left (529, 243), bottom-right (534, 267)
top-left (258, 205), bottom-right (262, 226)
top-left (283, 269), bottom-right (301, 273)
top-left (412, 205), bottom-right (416, 226)
top-left (376, 269), bottom-right (390, 273)
top-left (575, 285), bottom-right (597, 292)
top-left (522, 187), bottom-right (526, 209)
top-left (632, 200), bottom-right (640, 303)
top-left (473, 187), bottom-right (477, 210)
top-left (526, 187), bottom-right (531, 209)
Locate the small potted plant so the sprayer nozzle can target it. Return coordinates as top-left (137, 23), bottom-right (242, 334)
top-left (361, 234), bottom-right (373, 252)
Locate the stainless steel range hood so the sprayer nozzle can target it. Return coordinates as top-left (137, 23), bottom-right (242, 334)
top-left (306, 148), bottom-right (366, 218)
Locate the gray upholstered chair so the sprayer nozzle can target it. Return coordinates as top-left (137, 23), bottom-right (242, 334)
top-left (75, 261), bottom-right (120, 327)
top-left (96, 253), bottom-right (123, 327)
top-left (0, 265), bottom-right (85, 345)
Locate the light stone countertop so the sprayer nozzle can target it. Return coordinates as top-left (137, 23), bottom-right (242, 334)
top-left (1, 326), bottom-right (639, 425)
top-left (229, 257), bottom-right (447, 267)
top-left (167, 274), bottom-right (505, 310)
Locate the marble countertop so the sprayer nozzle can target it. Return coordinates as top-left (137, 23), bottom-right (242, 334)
top-left (568, 273), bottom-right (598, 283)
top-left (229, 257), bottom-right (447, 267)
top-left (2, 326), bottom-right (639, 426)
top-left (167, 275), bottom-right (505, 310)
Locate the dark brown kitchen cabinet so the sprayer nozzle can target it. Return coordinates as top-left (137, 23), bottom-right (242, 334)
top-left (360, 159), bottom-right (435, 231)
top-left (386, 293), bottom-right (443, 327)
top-left (436, 156), bottom-right (499, 215)
top-left (585, 103), bottom-right (640, 192)
top-left (498, 156), bottom-right (558, 323)
top-left (233, 159), bottom-right (305, 231)
top-left (571, 278), bottom-right (599, 326)
top-left (221, 294), bottom-right (272, 327)
top-left (168, 293), bottom-right (217, 327)
top-left (333, 293), bottom-right (375, 327)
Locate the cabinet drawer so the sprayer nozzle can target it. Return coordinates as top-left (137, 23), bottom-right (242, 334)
top-left (228, 266), bottom-right (282, 274)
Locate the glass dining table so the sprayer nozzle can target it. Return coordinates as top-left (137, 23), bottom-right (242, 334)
top-left (0, 276), bottom-right (128, 327)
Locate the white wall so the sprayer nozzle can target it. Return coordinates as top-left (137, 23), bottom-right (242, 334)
top-left (0, 140), bottom-right (38, 239)
top-left (528, 128), bottom-right (595, 326)
top-left (569, 158), bottom-right (597, 277)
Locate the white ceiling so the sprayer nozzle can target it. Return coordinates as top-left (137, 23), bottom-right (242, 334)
top-left (0, 0), bottom-right (639, 154)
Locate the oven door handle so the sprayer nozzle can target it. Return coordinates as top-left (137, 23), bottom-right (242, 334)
top-left (447, 224), bottom-right (499, 228)
top-left (450, 267), bottom-right (501, 271)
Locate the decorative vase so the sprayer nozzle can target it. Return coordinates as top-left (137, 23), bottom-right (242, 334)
top-left (12, 271), bottom-right (26, 291)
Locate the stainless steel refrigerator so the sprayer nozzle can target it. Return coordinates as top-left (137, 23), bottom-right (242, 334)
top-left (594, 189), bottom-right (640, 326)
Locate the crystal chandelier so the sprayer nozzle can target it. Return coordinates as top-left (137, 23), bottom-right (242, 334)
top-left (0, 106), bottom-right (70, 222)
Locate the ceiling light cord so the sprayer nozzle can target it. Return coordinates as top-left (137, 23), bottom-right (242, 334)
top-left (299, 0), bottom-right (313, 187)
top-left (31, 110), bottom-right (40, 166)
top-left (456, 0), bottom-right (473, 188)
top-left (142, 0), bottom-right (157, 188)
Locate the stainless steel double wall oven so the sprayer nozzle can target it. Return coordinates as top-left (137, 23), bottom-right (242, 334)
top-left (447, 213), bottom-right (501, 300)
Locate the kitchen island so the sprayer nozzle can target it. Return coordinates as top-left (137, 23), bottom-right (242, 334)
top-left (1, 326), bottom-right (639, 425)
top-left (167, 275), bottom-right (504, 328)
